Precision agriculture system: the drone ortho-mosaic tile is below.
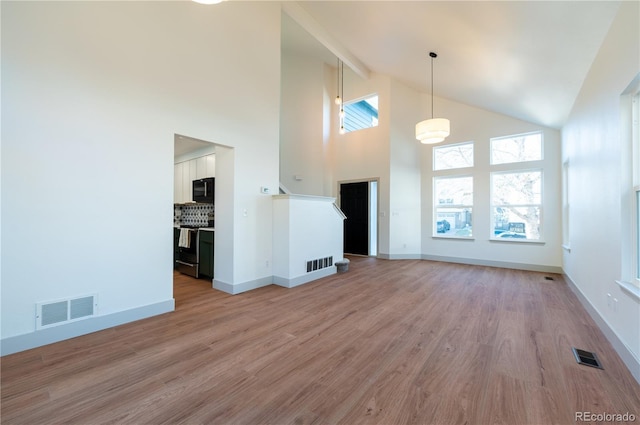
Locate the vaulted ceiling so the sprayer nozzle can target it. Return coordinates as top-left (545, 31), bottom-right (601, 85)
top-left (282, 1), bottom-right (622, 130)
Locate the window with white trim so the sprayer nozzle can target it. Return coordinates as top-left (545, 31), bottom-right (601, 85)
top-left (618, 82), bottom-right (639, 294)
top-left (491, 132), bottom-right (542, 165)
top-left (432, 142), bottom-right (474, 237)
top-left (636, 187), bottom-right (639, 282)
top-left (490, 131), bottom-right (543, 241)
top-left (562, 160), bottom-right (570, 249)
top-left (633, 92), bottom-right (640, 284)
top-left (491, 170), bottom-right (542, 240)
top-left (342, 94), bottom-right (378, 133)
top-left (433, 176), bottom-right (473, 237)
top-left (434, 142), bottom-right (474, 170)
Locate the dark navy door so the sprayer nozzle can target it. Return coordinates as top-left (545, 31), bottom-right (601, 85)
top-left (340, 182), bottom-right (369, 255)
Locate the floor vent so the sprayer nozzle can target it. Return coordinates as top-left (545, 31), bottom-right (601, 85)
top-left (306, 256), bottom-right (333, 273)
top-left (36, 295), bottom-right (97, 329)
top-left (544, 276), bottom-right (555, 281)
top-left (572, 347), bottom-right (603, 369)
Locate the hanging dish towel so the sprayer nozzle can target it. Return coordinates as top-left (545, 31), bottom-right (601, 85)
top-left (179, 228), bottom-right (191, 248)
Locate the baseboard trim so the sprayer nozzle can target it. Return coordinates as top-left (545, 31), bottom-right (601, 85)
top-left (377, 253), bottom-right (422, 260)
top-left (564, 272), bottom-right (640, 385)
top-left (421, 254), bottom-right (563, 274)
top-left (1, 299), bottom-right (175, 356)
top-left (213, 276), bottom-right (273, 295)
top-left (273, 267), bottom-right (336, 288)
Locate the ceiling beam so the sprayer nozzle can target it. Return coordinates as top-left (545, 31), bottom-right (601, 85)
top-left (282, 2), bottom-right (370, 80)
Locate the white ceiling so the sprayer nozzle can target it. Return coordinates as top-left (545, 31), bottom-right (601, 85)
top-left (174, 134), bottom-right (214, 158)
top-left (282, 1), bottom-right (622, 129)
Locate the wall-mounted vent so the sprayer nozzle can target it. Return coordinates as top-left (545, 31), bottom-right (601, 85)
top-left (36, 295), bottom-right (97, 329)
top-left (306, 256), bottom-right (333, 273)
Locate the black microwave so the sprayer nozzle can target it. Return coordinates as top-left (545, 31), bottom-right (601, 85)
top-left (193, 177), bottom-right (215, 203)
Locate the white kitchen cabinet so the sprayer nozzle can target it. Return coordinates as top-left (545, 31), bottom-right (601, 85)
top-left (174, 162), bottom-right (183, 203)
top-left (174, 154), bottom-right (215, 203)
top-left (181, 160), bottom-right (197, 203)
top-left (205, 154), bottom-right (216, 177)
top-left (195, 156), bottom-right (208, 179)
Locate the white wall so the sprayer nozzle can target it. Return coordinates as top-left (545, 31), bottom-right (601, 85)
top-left (280, 52), bottom-right (326, 196)
top-left (272, 195), bottom-right (344, 287)
top-left (289, 57), bottom-right (562, 266)
top-left (387, 78), bottom-right (423, 258)
top-left (562, 1), bottom-right (640, 377)
top-left (420, 96), bottom-right (562, 271)
top-left (331, 71), bottom-right (392, 255)
top-left (280, 58), bottom-right (413, 259)
top-left (1, 1), bottom-right (281, 352)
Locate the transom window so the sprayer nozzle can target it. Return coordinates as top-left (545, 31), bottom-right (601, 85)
top-left (491, 132), bottom-right (542, 165)
top-left (343, 94), bottom-right (378, 133)
top-left (434, 142), bottom-right (474, 170)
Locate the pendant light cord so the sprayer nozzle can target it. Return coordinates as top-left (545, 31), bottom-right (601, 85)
top-left (337, 58), bottom-right (341, 100)
top-left (341, 60), bottom-right (344, 107)
top-left (431, 55), bottom-right (434, 119)
top-left (429, 52), bottom-right (438, 119)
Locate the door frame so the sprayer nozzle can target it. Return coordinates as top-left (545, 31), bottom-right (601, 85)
top-left (338, 178), bottom-right (379, 257)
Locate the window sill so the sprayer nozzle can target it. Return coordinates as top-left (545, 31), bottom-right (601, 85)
top-left (615, 280), bottom-right (640, 302)
top-left (489, 238), bottom-right (546, 245)
top-left (432, 235), bottom-right (475, 241)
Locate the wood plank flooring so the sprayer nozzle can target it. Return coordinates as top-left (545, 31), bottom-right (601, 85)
top-left (2, 257), bottom-right (639, 424)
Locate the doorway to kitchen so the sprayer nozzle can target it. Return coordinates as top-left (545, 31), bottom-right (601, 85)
top-left (339, 179), bottom-right (378, 256)
top-left (173, 134), bottom-right (232, 304)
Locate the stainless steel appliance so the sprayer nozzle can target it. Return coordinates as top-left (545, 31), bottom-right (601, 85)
top-left (176, 226), bottom-right (200, 278)
top-left (193, 177), bottom-right (215, 203)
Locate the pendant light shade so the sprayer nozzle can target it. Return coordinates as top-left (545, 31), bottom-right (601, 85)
top-left (416, 118), bottom-right (450, 144)
top-left (416, 52), bottom-right (449, 144)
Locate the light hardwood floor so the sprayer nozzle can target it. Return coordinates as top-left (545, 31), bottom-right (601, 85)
top-left (2, 257), bottom-right (639, 424)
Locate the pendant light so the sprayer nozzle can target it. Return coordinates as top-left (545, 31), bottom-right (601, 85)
top-left (416, 52), bottom-right (450, 144)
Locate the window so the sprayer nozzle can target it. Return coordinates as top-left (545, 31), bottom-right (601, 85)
top-left (634, 92), bottom-right (640, 283)
top-left (491, 132), bottom-right (542, 165)
top-left (434, 142), bottom-right (474, 170)
top-left (616, 81), bottom-right (639, 295)
top-left (562, 160), bottom-right (570, 249)
top-left (636, 188), bottom-right (640, 280)
top-left (434, 176), bottom-right (473, 237)
top-left (343, 95), bottom-right (378, 133)
top-left (491, 170), bottom-right (542, 240)
top-left (490, 131), bottom-right (544, 241)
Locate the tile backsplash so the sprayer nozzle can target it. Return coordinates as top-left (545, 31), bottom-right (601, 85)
top-left (174, 204), bottom-right (214, 227)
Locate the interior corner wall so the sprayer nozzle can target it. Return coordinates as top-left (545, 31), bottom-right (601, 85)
top-left (1, 1), bottom-right (281, 352)
top-left (387, 78), bottom-right (423, 258)
top-left (280, 51), bottom-right (326, 196)
top-left (322, 63), bottom-right (335, 197)
top-left (420, 96), bottom-right (562, 270)
top-left (562, 1), bottom-right (640, 370)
